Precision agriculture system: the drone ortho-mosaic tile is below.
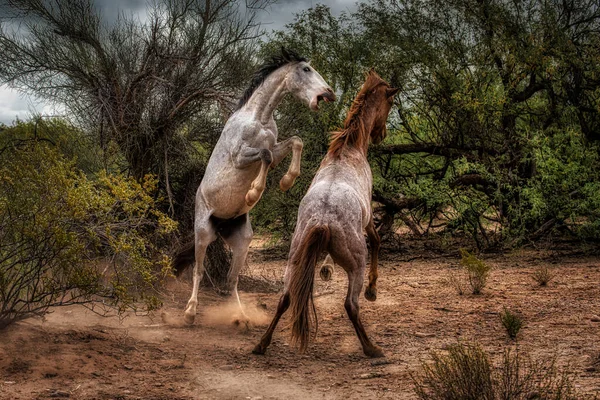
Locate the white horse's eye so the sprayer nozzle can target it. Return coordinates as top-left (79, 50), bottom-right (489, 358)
top-left (303, 66), bottom-right (311, 72)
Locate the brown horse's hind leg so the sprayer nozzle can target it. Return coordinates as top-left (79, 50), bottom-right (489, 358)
top-left (334, 244), bottom-right (384, 358)
top-left (252, 292), bottom-right (290, 355)
top-left (364, 218), bottom-right (380, 302)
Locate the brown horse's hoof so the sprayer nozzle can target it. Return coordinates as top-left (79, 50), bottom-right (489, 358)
top-left (364, 285), bottom-right (377, 302)
top-left (364, 345), bottom-right (385, 358)
top-left (252, 343), bottom-right (267, 355)
top-left (320, 265), bottom-right (334, 281)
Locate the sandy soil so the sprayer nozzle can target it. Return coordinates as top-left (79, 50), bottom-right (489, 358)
top-left (1, 246), bottom-right (599, 399)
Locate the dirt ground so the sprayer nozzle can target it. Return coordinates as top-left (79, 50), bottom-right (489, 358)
top-left (1, 244), bottom-right (600, 399)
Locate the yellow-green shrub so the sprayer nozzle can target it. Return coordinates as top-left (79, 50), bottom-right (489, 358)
top-left (0, 140), bottom-right (176, 328)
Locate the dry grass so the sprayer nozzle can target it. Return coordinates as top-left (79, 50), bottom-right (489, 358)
top-left (533, 265), bottom-right (554, 286)
top-left (412, 343), bottom-right (580, 400)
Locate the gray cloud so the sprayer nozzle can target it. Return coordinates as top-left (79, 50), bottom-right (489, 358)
top-left (258, 0), bottom-right (357, 31)
top-left (0, 87), bottom-right (37, 125)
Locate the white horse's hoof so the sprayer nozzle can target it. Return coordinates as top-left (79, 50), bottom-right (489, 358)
top-left (233, 317), bottom-right (250, 331)
top-left (184, 314), bottom-right (195, 325)
top-left (245, 189), bottom-right (261, 207)
top-left (279, 174), bottom-right (296, 191)
top-left (184, 311), bottom-right (196, 325)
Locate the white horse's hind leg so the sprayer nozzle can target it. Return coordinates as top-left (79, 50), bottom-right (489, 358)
top-left (245, 149), bottom-right (272, 207)
top-left (184, 211), bottom-right (217, 325)
top-left (221, 214), bottom-right (253, 325)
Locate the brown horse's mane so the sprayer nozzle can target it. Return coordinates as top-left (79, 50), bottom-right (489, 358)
top-left (327, 71), bottom-right (388, 157)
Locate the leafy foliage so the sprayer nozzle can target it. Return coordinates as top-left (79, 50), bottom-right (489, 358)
top-left (0, 123), bottom-right (177, 328)
top-left (252, 1), bottom-right (600, 248)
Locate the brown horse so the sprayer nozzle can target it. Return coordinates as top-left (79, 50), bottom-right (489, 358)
top-left (253, 70), bottom-right (399, 358)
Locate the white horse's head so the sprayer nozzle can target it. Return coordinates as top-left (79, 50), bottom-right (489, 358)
top-left (236, 48), bottom-right (336, 113)
top-left (280, 48), bottom-right (335, 111)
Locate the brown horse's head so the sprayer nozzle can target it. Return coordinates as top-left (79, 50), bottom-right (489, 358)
top-left (329, 70), bottom-right (399, 157)
top-left (360, 69), bottom-right (399, 145)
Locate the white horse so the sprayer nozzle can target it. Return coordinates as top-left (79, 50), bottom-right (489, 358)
top-left (183, 48), bottom-right (335, 324)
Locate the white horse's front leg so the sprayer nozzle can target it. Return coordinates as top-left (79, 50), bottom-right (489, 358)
top-left (271, 136), bottom-right (303, 191)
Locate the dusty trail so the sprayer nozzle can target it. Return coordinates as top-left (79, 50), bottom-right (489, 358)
top-left (1, 249), bottom-right (599, 399)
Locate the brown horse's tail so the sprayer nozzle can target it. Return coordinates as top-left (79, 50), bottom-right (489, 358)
top-left (288, 225), bottom-right (330, 353)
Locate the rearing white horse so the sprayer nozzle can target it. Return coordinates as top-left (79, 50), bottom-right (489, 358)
top-left (183, 48), bottom-right (335, 324)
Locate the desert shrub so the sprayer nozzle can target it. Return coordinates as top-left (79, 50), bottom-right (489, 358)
top-left (497, 348), bottom-right (576, 400)
top-left (533, 266), bottom-right (554, 287)
top-left (413, 343), bottom-right (578, 400)
top-left (448, 272), bottom-right (466, 296)
top-left (460, 249), bottom-right (491, 295)
top-left (500, 308), bottom-right (523, 340)
top-left (413, 343), bottom-right (495, 400)
top-left (0, 140), bottom-right (177, 328)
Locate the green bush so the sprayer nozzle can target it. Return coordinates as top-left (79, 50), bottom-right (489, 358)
top-left (460, 249), bottom-right (491, 295)
top-left (0, 139), bottom-right (176, 328)
top-left (500, 308), bottom-right (523, 340)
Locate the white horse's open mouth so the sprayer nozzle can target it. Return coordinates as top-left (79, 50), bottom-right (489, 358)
top-left (311, 90), bottom-right (336, 110)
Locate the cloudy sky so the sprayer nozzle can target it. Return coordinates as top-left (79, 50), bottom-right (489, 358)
top-left (0, 0), bottom-right (357, 125)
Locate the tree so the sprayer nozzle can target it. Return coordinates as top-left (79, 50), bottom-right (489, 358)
top-left (252, 1), bottom-right (600, 248)
top-left (0, 0), bottom-right (273, 286)
top-left (0, 0), bottom-right (266, 180)
top-left (357, 0), bottom-right (600, 246)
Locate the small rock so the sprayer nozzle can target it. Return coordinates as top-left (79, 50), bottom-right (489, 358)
top-left (123, 365), bottom-right (133, 370)
top-left (414, 332), bottom-right (435, 338)
top-left (590, 316), bottom-right (600, 322)
top-left (220, 365), bottom-right (234, 371)
top-left (370, 359), bottom-right (391, 366)
top-left (357, 372), bottom-right (383, 379)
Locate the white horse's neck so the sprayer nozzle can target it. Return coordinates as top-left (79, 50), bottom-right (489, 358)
top-left (242, 66), bottom-right (290, 125)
